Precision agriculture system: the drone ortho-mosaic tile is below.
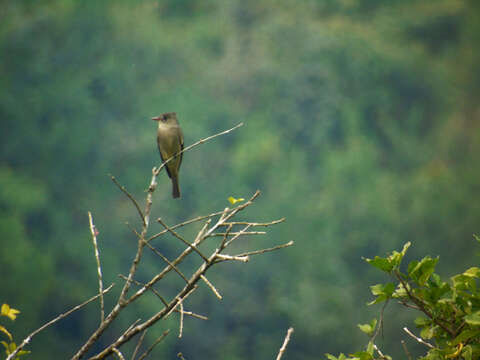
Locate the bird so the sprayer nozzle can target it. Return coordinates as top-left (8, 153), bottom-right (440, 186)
top-left (152, 112), bottom-right (184, 198)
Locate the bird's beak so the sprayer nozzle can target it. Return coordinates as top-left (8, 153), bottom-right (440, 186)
top-left (152, 116), bottom-right (161, 121)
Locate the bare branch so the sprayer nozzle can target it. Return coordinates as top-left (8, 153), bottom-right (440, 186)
top-left (215, 254), bottom-right (249, 262)
top-left (401, 340), bottom-right (413, 360)
top-left (395, 270), bottom-right (455, 337)
top-left (373, 344), bottom-right (389, 359)
top-left (7, 284), bottom-right (114, 360)
top-left (157, 218), bottom-right (209, 262)
top-left (148, 212), bottom-right (223, 243)
top-left (110, 175), bottom-right (146, 227)
top-left (154, 122), bottom-right (244, 176)
top-left (165, 286), bottom-right (198, 318)
top-left (211, 231), bottom-right (266, 236)
top-left (221, 218), bottom-right (286, 227)
top-left (200, 274), bottom-right (223, 300)
top-left (276, 327), bottom-right (294, 360)
top-left (224, 224), bottom-right (252, 247)
top-left (131, 330), bottom-right (147, 360)
top-left (126, 223), bottom-right (190, 284)
top-left (88, 211), bottom-right (105, 323)
top-left (178, 301), bottom-right (184, 338)
top-left (136, 330), bottom-right (170, 360)
top-left (178, 310), bottom-right (208, 321)
top-left (403, 327), bottom-right (434, 349)
top-left (71, 123), bottom-right (254, 360)
top-left (112, 348), bottom-right (126, 360)
top-left (232, 241), bottom-right (294, 258)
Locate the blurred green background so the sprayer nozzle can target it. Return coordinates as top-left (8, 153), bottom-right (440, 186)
top-left (1, 0), bottom-right (480, 359)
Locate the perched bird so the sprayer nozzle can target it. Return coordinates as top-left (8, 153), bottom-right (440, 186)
top-left (152, 112), bottom-right (184, 198)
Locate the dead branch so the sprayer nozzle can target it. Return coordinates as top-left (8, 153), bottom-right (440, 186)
top-left (88, 211), bottom-right (105, 323)
top-left (66, 123), bottom-right (291, 360)
top-left (276, 327), bottom-right (294, 360)
top-left (6, 284), bottom-right (114, 360)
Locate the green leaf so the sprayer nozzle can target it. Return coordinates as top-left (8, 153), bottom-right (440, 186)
top-left (0, 325), bottom-right (12, 341)
top-left (420, 325), bottom-right (436, 339)
top-left (451, 329), bottom-right (480, 345)
top-left (408, 260), bottom-right (419, 277)
top-left (463, 345), bottom-right (472, 360)
top-left (365, 256), bottom-right (394, 272)
top-left (366, 341), bottom-right (374, 355)
top-left (17, 349), bottom-right (31, 357)
top-left (400, 242), bottom-right (411, 256)
top-left (368, 283), bottom-right (395, 304)
top-left (464, 267), bottom-right (480, 278)
top-left (350, 350), bottom-right (373, 360)
top-left (358, 319), bottom-right (377, 337)
top-left (415, 316), bottom-right (430, 327)
top-left (465, 311), bottom-right (480, 325)
top-left (326, 353), bottom-right (348, 360)
top-left (474, 234), bottom-right (480, 243)
top-left (392, 282), bottom-right (408, 298)
top-left (1, 304), bottom-right (20, 321)
top-left (227, 196), bottom-right (245, 205)
top-left (408, 256), bottom-right (438, 285)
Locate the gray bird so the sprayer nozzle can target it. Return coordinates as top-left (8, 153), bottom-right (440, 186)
top-left (152, 112), bottom-right (184, 198)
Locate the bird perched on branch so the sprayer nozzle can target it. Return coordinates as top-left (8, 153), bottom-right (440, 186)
top-left (152, 112), bottom-right (184, 198)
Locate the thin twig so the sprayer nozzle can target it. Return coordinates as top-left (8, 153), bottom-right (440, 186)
top-left (157, 218), bottom-right (209, 262)
top-left (178, 301), bottom-right (184, 338)
top-left (220, 218), bottom-right (286, 227)
top-left (110, 175), bottom-right (146, 227)
top-left (131, 330), bottom-right (147, 360)
top-left (165, 287), bottom-right (198, 318)
top-left (211, 231), bottom-right (266, 236)
top-left (118, 274), bottom-right (169, 307)
top-left (220, 224), bottom-right (233, 249)
top-left (178, 309), bottom-right (208, 321)
top-left (126, 223), bottom-right (190, 284)
top-left (88, 211), bottom-right (105, 324)
top-left (373, 344), bottom-right (389, 359)
top-left (72, 124), bottom-right (245, 360)
top-left (6, 284), bottom-right (114, 360)
top-left (136, 330), bottom-right (170, 360)
top-left (395, 271), bottom-right (455, 337)
top-left (224, 224), bottom-right (252, 247)
top-left (153, 122), bottom-right (244, 176)
top-left (112, 348), bottom-right (126, 360)
top-left (118, 275), bottom-right (207, 320)
top-left (124, 319), bottom-right (142, 335)
top-left (401, 340), bottom-right (413, 360)
top-left (215, 254), bottom-right (249, 262)
top-left (147, 212), bottom-right (224, 243)
top-left (276, 327), bottom-right (294, 360)
top-left (403, 327), bottom-right (434, 349)
top-left (143, 241), bottom-right (190, 284)
top-left (232, 241), bottom-right (294, 258)
top-left (371, 298), bottom-right (389, 343)
top-left (200, 274), bottom-right (222, 300)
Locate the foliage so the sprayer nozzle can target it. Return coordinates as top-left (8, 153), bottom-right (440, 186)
top-left (0, 0), bottom-right (479, 358)
top-left (327, 239), bottom-right (480, 359)
top-left (0, 304), bottom-right (30, 360)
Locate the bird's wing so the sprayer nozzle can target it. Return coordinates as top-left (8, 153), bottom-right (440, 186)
top-left (177, 127), bottom-right (184, 169)
top-left (157, 135), bottom-right (173, 179)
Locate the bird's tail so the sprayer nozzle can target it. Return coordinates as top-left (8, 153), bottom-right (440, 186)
top-left (172, 177), bottom-right (181, 199)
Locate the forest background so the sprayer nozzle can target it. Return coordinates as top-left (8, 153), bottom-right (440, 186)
top-left (1, 0), bottom-right (480, 359)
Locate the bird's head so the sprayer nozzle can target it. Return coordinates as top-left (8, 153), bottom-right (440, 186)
top-left (152, 112), bottom-right (177, 123)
